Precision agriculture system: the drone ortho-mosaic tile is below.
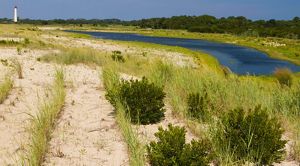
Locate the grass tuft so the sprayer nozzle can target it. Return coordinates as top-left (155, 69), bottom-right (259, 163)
top-left (0, 77), bottom-right (13, 104)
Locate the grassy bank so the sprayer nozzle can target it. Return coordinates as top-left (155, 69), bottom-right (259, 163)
top-left (21, 69), bottom-right (66, 166)
top-left (0, 77), bottom-right (13, 104)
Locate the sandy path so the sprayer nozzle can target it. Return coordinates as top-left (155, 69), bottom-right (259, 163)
top-left (43, 65), bottom-right (128, 166)
top-left (0, 48), bottom-right (55, 165)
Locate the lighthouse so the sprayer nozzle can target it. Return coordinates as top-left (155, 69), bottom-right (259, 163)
top-left (13, 6), bottom-right (18, 23)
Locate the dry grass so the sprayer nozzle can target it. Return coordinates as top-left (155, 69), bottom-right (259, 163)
top-left (10, 58), bottom-right (23, 79)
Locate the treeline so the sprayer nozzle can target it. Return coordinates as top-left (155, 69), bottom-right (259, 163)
top-left (129, 15), bottom-right (300, 39)
top-left (0, 18), bottom-right (123, 26)
top-left (1, 15), bottom-right (300, 39)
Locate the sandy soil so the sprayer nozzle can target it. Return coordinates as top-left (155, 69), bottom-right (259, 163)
top-left (0, 48), bottom-right (56, 165)
top-left (43, 65), bottom-right (128, 166)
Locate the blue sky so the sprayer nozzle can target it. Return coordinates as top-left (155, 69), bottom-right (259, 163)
top-left (0, 0), bottom-right (299, 20)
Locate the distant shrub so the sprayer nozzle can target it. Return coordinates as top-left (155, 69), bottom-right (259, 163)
top-left (187, 92), bottom-right (211, 121)
top-left (142, 51), bottom-right (148, 57)
top-left (147, 124), bottom-right (213, 166)
top-left (24, 38), bottom-right (30, 45)
top-left (213, 106), bottom-right (286, 165)
top-left (111, 50), bottom-right (125, 62)
top-left (119, 77), bottom-right (165, 124)
top-left (17, 47), bottom-right (22, 55)
top-left (274, 68), bottom-right (293, 87)
top-left (0, 40), bottom-right (19, 45)
top-left (295, 53), bottom-right (300, 57)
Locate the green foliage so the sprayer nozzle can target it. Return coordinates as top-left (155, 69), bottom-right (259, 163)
top-left (187, 92), bottom-right (211, 121)
top-left (119, 77), bottom-right (166, 124)
top-left (0, 40), bottom-right (20, 45)
top-left (142, 51), bottom-right (148, 57)
top-left (274, 68), bottom-right (293, 87)
top-left (104, 70), bottom-right (122, 108)
top-left (39, 49), bottom-right (105, 66)
top-left (111, 50), bottom-right (125, 63)
top-left (133, 15), bottom-right (300, 39)
top-left (24, 38), bottom-right (30, 45)
top-left (147, 124), bottom-right (213, 166)
top-left (213, 106), bottom-right (287, 165)
top-left (17, 47), bottom-right (22, 55)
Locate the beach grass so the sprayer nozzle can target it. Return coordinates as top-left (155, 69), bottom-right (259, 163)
top-left (0, 77), bottom-right (13, 104)
top-left (21, 69), bottom-right (66, 166)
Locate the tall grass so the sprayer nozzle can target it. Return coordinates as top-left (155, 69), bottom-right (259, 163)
top-left (21, 69), bottom-right (66, 166)
top-left (0, 77), bottom-right (13, 104)
top-left (146, 62), bottom-right (300, 163)
top-left (102, 67), bottom-right (145, 166)
top-left (40, 48), bottom-right (106, 66)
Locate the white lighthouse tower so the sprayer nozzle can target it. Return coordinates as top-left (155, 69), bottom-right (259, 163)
top-left (13, 6), bottom-right (18, 23)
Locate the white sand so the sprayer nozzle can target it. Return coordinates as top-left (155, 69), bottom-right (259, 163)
top-left (0, 48), bottom-right (56, 165)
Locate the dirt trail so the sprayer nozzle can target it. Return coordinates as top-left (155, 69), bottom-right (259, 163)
top-left (43, 65), bottom-right (128, 166)
top-left (0, 48), bottom-right (55, 165)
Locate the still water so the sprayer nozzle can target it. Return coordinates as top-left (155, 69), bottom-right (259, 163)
top-left (69, 31), bottom-right (300, 75)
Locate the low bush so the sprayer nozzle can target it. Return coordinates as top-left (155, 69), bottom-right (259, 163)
top-left (274, 68), bottom-right (293, 87)
top-left (119, 77), bottom-right (166, 124)
top-left (24, 38), bottom-right (30, 45)
top-left (187, 92), bottom-right (211, 121)
top-left (213, 106), bottom-right (287, 165)
top-left (111, 50), bottom-right (125, 62)
top-left (147, 124), bottom-right (213, 166)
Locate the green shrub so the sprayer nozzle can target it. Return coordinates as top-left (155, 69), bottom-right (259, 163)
top-left (213, 106), bottom-right (286, 165)
top-left (111, 50), bottom-right (125, 63)
top-left (274, 68), bottom-right (293, 87)
top-left (187, 92), bottom-right (211, 121)
top-left (147, 124), bottom-right (213, 166)
top-left (24, 38), bottom-right (30, 45)
top-left (17, 47), bottom-right (22, 55)
top-left (119, 77), bottom-right (166, 124)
